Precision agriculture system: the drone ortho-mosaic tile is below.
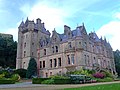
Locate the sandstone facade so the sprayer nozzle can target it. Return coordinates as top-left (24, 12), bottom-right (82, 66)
top-left (16, 18), bottom-right (116, 78)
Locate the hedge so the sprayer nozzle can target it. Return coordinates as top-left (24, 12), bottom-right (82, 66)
top-left (0, 79), bottom-right (15, 84)
top-left (52, 78), bottom-right (71, 84)
top-left (32, 78), bottom-right (50, 84)
top-left (32, 78), bottom-right (71, 84)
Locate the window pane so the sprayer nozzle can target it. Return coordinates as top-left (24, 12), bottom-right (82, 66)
top-left (71, 54), bottom-right (74, 65)
top-left (58, 58), bottom-right (61, 66)
top-left (67, 55), bottom-right (70, 64)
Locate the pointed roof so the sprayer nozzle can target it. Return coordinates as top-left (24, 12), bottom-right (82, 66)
top-left (81, 23), bottom-right (87, 35)
top-left (19, 21), bottom-right (24, 27)
top-left (25, 17), bottom-right (29, 26)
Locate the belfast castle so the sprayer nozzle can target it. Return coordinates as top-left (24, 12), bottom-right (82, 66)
top-left (16, 18), bottom-right (116, 78)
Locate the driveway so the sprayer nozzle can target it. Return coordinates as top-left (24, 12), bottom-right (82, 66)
top-left (0, 81), bottom-right (120, 90)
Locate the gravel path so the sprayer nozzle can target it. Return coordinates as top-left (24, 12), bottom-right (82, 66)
top-left (0, 81), bottom-right (120, 90)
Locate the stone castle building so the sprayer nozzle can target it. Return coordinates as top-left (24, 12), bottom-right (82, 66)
top-left (16, 18), bottom-right (116, 78)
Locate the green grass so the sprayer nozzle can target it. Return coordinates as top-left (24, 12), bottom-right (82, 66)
top-left (64, 83), bottom-right (120, 90)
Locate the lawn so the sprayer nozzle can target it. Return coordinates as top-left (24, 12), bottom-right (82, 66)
top-left (64, 83), bottom-right (120, 90)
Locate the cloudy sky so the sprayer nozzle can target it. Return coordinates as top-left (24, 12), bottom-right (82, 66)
top-left (0, 0), bottom-right (120, 50)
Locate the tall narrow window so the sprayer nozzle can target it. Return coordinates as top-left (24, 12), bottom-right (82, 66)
top-left (40, 61), bottom-right (42, 68)
top-left (52, 47), bottom-right (54, 53)
top-left (50, 72), bottom-right (52, 76)
top-left (67, 55), bottom-right (70, 64)
top-left (43, 61), bottom-right (45, 68)
top-left (55, 46), bottom-right (58, 52)
top-left (26, 34), bottom-right (28, 38)
top-left (32, 52), bottom-right (34, 56)
top-left (87, 55), bottom-right (90, 66)
top-left (84, 55), bottom-right (87, 65)
top-left (71, 54), bottom-right (75, 65)
top-left (50, 59), bottom-right (52, 68)
top-left (94, 57), bottom-right (96, 64)
top-left (24, 51), bottom-right (26, 57)
top-left (44, 49), bottom-right (46, 55)
top-left (68, 42), bottom-right (72, 48)
top-left (58, 58), bottom-right (61, 66)
top-left (24, 42), bottom-right (26, 48)
top-left (46, 73), bottom-right (48, 78)
top-left (32, 42), bottom-right (34, 46)
top-left (84, 42), bottom-right (87, 50)
top-left (54, 59), bottom-right (57, 67)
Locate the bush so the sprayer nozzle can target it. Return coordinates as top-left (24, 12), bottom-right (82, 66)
top-left (14, 69), bottom-right (27, 78)
top-left (32, 77), bottom-right (71, 84)
top-left (0, 70), bottom-right (12, 78)
top-left (53, 78), bottom-right (71, 84)
top-left (0, 79), bottom-right (15, 84)
top-left (41, 79), bottom-right (55, 84)
top-left (96, 77), bottom-right (113, 82)
top-left (32, 78), bottom-right (49, 84)
top-left (50, 75), bottom-right (69, 79)
top-left (11, 74), bottom-right (20, 82)
top-left (101, 71), bottom-right (113, 78)
top-left (41, 78), bottom-right (71, 84)
top-left (93, 72), bottom-right (105, 79)
top-left (0, 73), bottom-right (5, 79)
top-left (26, 58), bottom-right (37, 79)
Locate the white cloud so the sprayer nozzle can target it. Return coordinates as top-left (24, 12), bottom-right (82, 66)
top-left (20, 0), bottom-right (101, 33)
top-left (114, 12), bottom-right (120, 19)
top-left (3, 27), bottom-right (18, 41)
top-left (97, 21), bottom-right (120, 51)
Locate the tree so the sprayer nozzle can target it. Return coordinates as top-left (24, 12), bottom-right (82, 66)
top-left (26, 58), bottom-right (37, 78)
top-left (0, 34), bottom-right (17, 68)
top-left (114, 50), bottom-right (120, 76)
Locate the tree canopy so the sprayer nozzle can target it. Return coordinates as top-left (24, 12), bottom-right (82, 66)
top-left (114, 50), bottom-right (120, 76)
top-left (0, 34), bottom-right (17, 68)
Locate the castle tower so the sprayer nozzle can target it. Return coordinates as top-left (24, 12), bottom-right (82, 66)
top-left (16, 18), bottom-right (50, 69)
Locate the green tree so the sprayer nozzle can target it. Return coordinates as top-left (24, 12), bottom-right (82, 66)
top-left (26, 58), bottom-right (37, 78)
top-left (114, 50), bottom-right (120, 76)
top-left (0, 34), bottom-right (17, 68)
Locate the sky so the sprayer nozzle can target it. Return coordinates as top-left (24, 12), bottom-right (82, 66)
top-left (0, 0), bottom-right (120, 50)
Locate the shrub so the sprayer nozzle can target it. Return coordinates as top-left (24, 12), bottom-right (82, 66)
top-left (11, 74), bottom-right (20, 82)
top-left (0, 73), bottom-right (5, 79)
top-left (93, 72), bottom-right (105, 79)
top-left (101, 71), bottom-right (113, 78)
top-left (0, 79), bottom-right (15, 84)
top-left (14, 69), bottom-right (27, 78)
top-left (96, 77), bottom-right (113, 82)
top-left (26, 58), bottom-right (37, 79)
top-left (41, 78), bottom-right (71, 84)
top-left (53, 78), bottom-right (71, 84)
top-left (41, 79), bottom-right (55, 84)
top-left (32, 78), bottom-right (49, 84)
top-left (1, 70), bottom-right (12, 78)
top-left (50, 75), bottom-right (69, 79)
